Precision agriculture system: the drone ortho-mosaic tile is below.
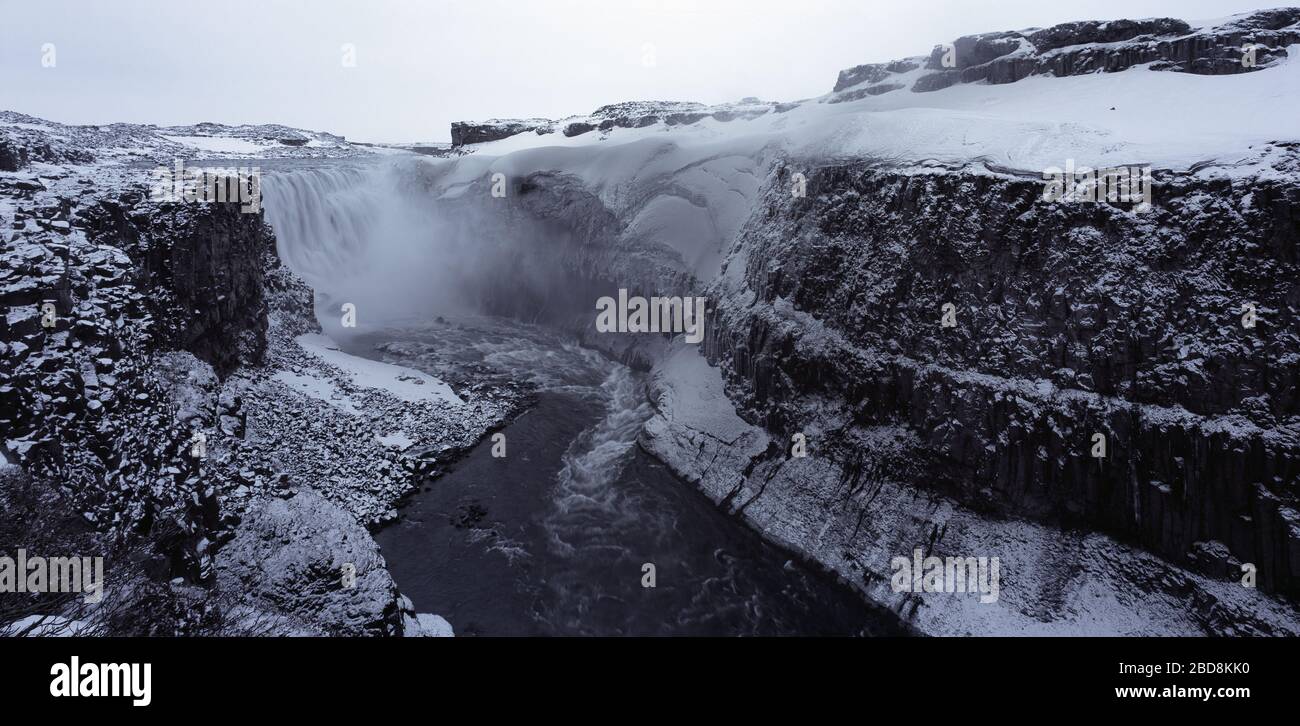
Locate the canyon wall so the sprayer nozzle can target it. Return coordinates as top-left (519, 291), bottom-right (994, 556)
top-left (700, 161), bottom-right (1300, 598)
top-left (1, 176), bottom-right (272, 573)
top-left (1, 166), bottom-right (453, 635)
top-left (451, 153), bottom-right (1300, 633)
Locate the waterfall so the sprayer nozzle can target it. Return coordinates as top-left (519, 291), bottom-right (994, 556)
top-left (261, 165), bottom-right (376, 291)
top-left (261, 159), bottom-right (611, 334)
top-left (261, 160), bottom-right (486, 331)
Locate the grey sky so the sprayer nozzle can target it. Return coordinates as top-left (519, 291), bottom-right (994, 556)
top-left (0, 0), bottom-right (1285, 142)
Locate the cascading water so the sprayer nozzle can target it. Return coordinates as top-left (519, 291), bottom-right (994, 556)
top-left (262, 160), bottom-right (514, 334)
top-left (261, 165), bottom-right (377, 292)
top-left (263, 159), bottom-right (604, 336)
top-left (544, 364), bottom-right (655, 561)
top-left (262, 164), bottom-right (898, 635)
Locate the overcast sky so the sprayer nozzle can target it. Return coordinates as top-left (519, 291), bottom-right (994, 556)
top-left (0, 0), bottom-right (1285, 142)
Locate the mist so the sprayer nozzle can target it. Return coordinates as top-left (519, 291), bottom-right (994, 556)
top-left (262, 159), bottom-right (601, 337)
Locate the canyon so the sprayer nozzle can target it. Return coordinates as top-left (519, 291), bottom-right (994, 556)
top-left (2, 8), bottom-right (1299, 636)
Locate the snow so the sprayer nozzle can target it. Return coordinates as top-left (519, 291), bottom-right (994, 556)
top-left (454, 46), bottom-right (1300, 179)
top-left (0, 121), bottom-right (58, 132)
top-left (271, 333), bottom-right (465, 415)
top-left (296, 333), bottom-right (463, 406)
top-left (1, 615), bottom-right (93, 637)
top-left (626, 195), bottom-right (721, 277)
top-left (650, 342), bottom-right (770, 451)
top-left (271, 369), bottom-right (360, 414)
top-left (376, 431), bottom-right (414, 450)
top-left (365, 145), bottom-right (420, 155)
top-left (396, 47), bottom-right (1300, 288)
top-left (161, 135), bottom-right (269, 153)
top-left (403, 612), bottom-right (454, 637)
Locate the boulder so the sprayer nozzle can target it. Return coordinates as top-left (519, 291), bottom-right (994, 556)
top-left (215, 490), bottom-right (404, 636)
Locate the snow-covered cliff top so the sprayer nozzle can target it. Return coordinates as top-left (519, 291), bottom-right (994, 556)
top-left (0, 110), bottom-right (398, 167)
top-left (443, 8), bottom-right (1300, 180)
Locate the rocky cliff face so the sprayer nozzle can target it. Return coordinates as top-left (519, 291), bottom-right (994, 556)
top-left (832, 8), bottom-right (1300, 101)
top-left (450, 99), bottom-right (788, 148)
top-left (428, 7), bottom-right (1300, 633)
top-left (1, 153), bottom-right (472, 635)
top-left (0, 167), bottom-right (269, 580)
top-left (79, 193), bottom-right (271, 377)
top-left (698, 160), bottom-right (1300, 600)
top-left (405, 151), bottom-right (1300, 632)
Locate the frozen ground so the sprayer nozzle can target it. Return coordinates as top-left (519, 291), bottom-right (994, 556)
top-left (450, 44), bottom-right (1300, 179)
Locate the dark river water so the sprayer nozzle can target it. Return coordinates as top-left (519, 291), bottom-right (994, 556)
top-left (354, 317), bottom-right (900, 636)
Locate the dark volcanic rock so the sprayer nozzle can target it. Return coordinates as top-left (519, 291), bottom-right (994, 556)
top-left (911, 71), bottom-right (962, 93)
top-left (80, 198), bottom-right (269, 376)
top-left (1027, 18), bottom-right (1193, 53)
top-left (0, 140), bottom-right (29, 172)
top-left (451, 119), bottom-right (552, 146)
top-left (932, 31), bottom-right (1025, 70)
top-left (834, 63), bottom-right (893, 92)
top-left (450, 100), bottom-right (772, 145)
top-left (832, 9), bottom-right (1300, 98)
top-left (563, 121), bottom-right (597, 137)
top-left (828, 83), bottom-right (906, 103)
top-left (703, 161), bottom-right (1300, 596)
top-left (215, 489), bottom-right (404, 636)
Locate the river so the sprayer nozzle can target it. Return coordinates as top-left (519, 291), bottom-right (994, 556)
top-left (348, 317), bottom-right (898, 636)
